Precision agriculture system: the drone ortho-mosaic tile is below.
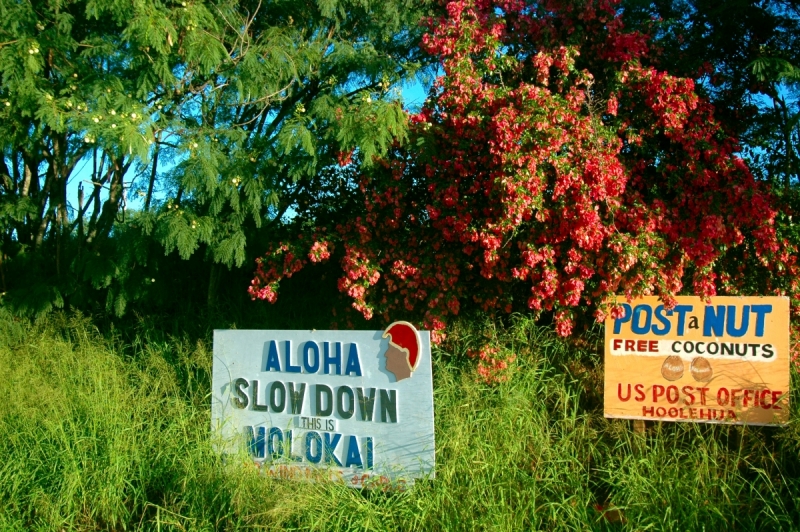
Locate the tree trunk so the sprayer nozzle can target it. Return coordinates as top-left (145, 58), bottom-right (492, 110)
top-left (144, 141), bottom-right (160, 212)
top-left (208, 262), bottom-right (221, 309)
top-left (87, 156), bottom-right (131, 247)
top-left (33, 170), bottom-right (53, 250)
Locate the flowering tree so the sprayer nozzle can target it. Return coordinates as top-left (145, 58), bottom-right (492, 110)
top-left (251, 0), bottom-right (798, 342)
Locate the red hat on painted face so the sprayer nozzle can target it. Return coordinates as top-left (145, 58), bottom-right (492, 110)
top-left (382, 321), bottom-right (421, 371)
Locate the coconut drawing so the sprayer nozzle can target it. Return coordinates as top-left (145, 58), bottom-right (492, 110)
top-left (690, 357), bottom-right (713, 382)
top-left (661, 356), bottom-right (684, 381)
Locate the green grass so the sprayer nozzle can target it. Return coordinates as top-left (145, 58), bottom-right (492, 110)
top-left (1, 310), bottom-right (799, 530)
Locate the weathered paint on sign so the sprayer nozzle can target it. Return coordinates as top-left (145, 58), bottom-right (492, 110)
top-left (212, 324), bottom-right (435, 488)
top-left (604, 296), bottom-right (790, 426)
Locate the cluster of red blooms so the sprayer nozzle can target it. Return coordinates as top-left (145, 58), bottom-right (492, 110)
top-left (467, 345), bottom-right (517, 383)
top-left (250, 0), bottom-right (798, 342)
top-left (249, 242), bottom-right (306, 304)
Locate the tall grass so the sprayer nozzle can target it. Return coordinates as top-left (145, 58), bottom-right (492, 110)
top-left (0, 310), bottom-right (798, 530)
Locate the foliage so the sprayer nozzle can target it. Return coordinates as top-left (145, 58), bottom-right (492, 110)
top-left (251, 0), bottom-right (798, 340)
top-left (2, 310), bottom-right (800, 530)
top-left (0, 0), bottom-right (429, 315)
top-left (621, 0), bottom-right (800, 191)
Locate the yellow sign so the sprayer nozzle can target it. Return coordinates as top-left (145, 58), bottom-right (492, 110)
top-left (604, 296), bottom-right (790, 426)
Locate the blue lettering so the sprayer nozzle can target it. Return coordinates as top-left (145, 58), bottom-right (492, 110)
top-left (284, 340), bottom-right (301, 373)
top-left (285, 430), bottom-right (302, 462)
top-left (703, 306), bottom-right (726, 337)
top-left (267, 427), bottom-right (284, 458)
top-left (344, 435), bottom-right (363, 468)
top-left (631, 305), bottom-right (652, 334)
top-left (613, 304), bottom-right (632, 334)
top-left (344, 343), bottom-right (362, 376)
top-left (726, 305), bottom-right (750, 337)
top-left (265, 340), bottom-right (281, 372)
top-left (305, 431), bottom-right (322, 463)
top-left (324, 342), bottom-right (342, 375)
top-left (303, 341), bottom-right (320, 373)
top-left (652, 305), bottom-right (671, 336)
top-left (323, 432), bottom-right (343, 466)
top-left (751, 305), bottom-right (773, 337)
top-left (673, 305), bottom-right (693, 335)
top-left (246, 426), bottom-right (265, 458)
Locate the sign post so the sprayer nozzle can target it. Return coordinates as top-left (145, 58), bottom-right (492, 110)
top-left (212, 322), bottom-right (435, 488)
top-left (604, 296), bottom-right (790, 426)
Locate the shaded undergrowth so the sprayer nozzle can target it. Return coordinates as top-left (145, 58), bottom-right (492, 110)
top-left (0, 310), bottom-right (798, 530)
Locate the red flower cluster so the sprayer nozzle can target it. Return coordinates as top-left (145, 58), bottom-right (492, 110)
top-left (250, 0), bottom-right (797, 341)
top-left (467, 345), bottom-right (517, 383)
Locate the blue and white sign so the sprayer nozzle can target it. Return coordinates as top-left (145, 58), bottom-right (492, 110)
top-left (212, 323), bottom-right (435, 488)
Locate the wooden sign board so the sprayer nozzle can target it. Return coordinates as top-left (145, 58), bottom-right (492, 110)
top-left (212, 323), bottom-right (435, 489)
top-left (604, 296), bottom-right (790, 426)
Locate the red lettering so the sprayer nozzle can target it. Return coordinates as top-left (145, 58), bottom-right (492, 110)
top-left (742, 390), bottom-right (752, 408)
top-left (613, 338), bottom-right (622, 350)
top-left (754, 389), bottom-right (760, 408)
top-left (642, 406), bottom-right (655, 416)
top-left (625, 340), bottom-right (635, 351)
top-left (618, 383), bottom-right (632, 402)
top-left (717, 387), bottom-right (730, 406)
top-left (700, 409), bottom-right (712, 420)
top-left (637, 340), bottom-right (648, 352)
top-left (653, 384), bottom-right (665, 402)
top-left (772, 391), bottom-right (783, 410)
top-left (727, 410), bottom-right (737, 420)
top-left (666, 385), bottom-right (680, 404)
top-left (655, 407), bottom-right (667, 417)
top-left (698, 387), bottom-right (709, 406)
top-left (682, 385), bottom-right (696, 406)
top-left (731, 389), bottom-right (742, 407)
top-left (634, 384), bottom-right (646, 402)
top-left (649, 340), bottom-right (658, 352)
top-left (761, 390), bottom-right (772, 409)
top-left (690, 408), bottom-right (697, 418)
top-left (679, 408), bottom-right (688, 419)
top-left (668, 407), bottom-right (678, 417)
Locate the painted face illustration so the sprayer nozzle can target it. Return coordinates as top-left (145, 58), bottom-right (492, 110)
top-left (382, 321), bottom-right (421, 382)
